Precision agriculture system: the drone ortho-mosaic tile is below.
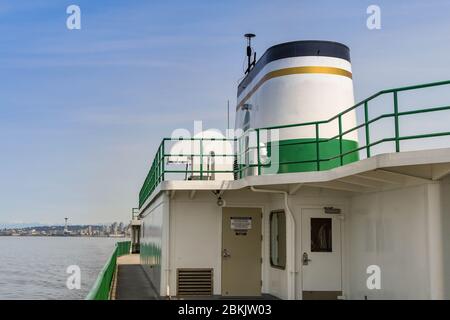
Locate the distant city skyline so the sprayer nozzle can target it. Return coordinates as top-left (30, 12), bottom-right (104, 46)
top-left (1, 1), bottom-right (450, 224)
top-left (0, 221), bottom-right (128, 229)
top-left (0, 221), bottom-right (130, 238)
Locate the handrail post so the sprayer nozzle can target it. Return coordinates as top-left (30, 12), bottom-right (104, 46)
top-left (161, 141), bottom-right (165, 182)
top-left (149, 161), bottom-right (153, 198)
top-left (315, 123), bottom-right (320, 171)
top-left (234, 138), bottom-right (238, 180)
top-left (200, 139), bottom-right (203, 180)
top-left (338, 115), bottom-right (343, 166)
top-left (364, 101), bottom-right (371, 158)
top-left (256, 129), bottom-right (261, 175)
top-left (158, 145), bottom-right (164, 182)
top-left (160, 144), bottom-right (163, 182)
top-left (244, 133), bottom-right (249, 177)
top-left (152, 158), bottom-right (156, 191)
top-left (239, 136), bottom-right (243, 179)
top-left (393, 91), bottom-right (400, 152)
top-left (156, 147), bottom-right (160, 184)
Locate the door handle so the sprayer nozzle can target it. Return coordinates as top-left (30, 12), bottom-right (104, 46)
top-left (223, 248), bottom-right (231, 258)
top-left (302, 252), bottom-right (311, 265)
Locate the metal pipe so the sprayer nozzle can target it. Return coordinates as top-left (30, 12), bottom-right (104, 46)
top-left (250, 186), bottom-right (297, 300)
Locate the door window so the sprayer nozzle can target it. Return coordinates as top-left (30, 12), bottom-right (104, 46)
top-left (310, 218), bottom-right (332, 252)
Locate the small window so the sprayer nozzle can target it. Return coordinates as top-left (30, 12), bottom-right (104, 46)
top-left (270, 210), bottom-right (286, 269)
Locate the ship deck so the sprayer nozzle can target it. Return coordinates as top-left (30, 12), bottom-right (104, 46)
top-left (113, 254), bottom-right (159, 300)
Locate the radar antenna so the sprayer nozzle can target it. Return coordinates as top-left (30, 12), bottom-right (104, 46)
top-left (244, 33), bottom-right (256, 74)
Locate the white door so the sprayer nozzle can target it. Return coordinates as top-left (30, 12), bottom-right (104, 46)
top-left (296, 208), bottom-right (342, 300)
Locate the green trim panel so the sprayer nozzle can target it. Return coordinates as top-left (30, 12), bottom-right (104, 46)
top-left (265, 138), bottom-right (359, 173)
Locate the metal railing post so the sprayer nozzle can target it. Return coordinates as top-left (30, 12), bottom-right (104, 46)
top-left (393, 91), bottom-right (400, 152)
top-left (315, 123), bottom-right (320, 171)
top-left (161, 141), bottom-right (165, 182)
top-left (239, 137), bottom-right (243, 179)
top-left (156, 147), bottom-right (160, 183)
top-left (200, 139), bottom-right (203, 180)
top-left (364, 101), bottom-right (371, 158)
top-left (256, 129), bottom-right (261, 175)
top-left (338, 115), bottom-right (343, 165)
top-left (151, 159), bottom-right (155, 193)
top-left (160, 145), bottom-right (163, 182)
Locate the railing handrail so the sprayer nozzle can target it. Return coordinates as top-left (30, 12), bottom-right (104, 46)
top-left (85, 241), bottom-right (131, 300)
top-left (138, 79), bottom-right (450, 208)
top-left (85, 246), bottom-right (117, 300)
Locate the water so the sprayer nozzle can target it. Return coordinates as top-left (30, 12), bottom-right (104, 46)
top-left (0, 237), bottom-right (120, 299)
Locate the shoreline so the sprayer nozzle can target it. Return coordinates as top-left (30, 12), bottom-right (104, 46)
top-left (0, 235), bottom-right (128, 238)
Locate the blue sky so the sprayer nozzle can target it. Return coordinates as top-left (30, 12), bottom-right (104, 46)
top-left (1, 0), bottom-right (450, 225)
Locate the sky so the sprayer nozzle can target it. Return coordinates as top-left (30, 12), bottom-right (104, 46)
top-left (0, 0), bottom-right (450, 225)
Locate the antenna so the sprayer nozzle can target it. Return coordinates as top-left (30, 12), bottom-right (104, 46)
top-left (227, 100), bottom-right (230, 130)
top-left (244, 33), bottom-right (256, 74)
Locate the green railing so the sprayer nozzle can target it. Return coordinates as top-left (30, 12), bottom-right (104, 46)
top-left (85, 241), bottom-right (131, 300)
top-left (139, 79), bottom-right (450, 208)
top-left (116, 241), bottom-right (131, 256)
top-left (139, 137), bottom-right (236, 208)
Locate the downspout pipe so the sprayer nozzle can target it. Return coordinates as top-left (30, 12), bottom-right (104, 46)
top-left (250, 186), bottom-right (296, 300)
top-left (163, 191), bottom-right (172, 300)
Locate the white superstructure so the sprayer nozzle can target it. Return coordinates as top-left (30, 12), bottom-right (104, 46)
top-left (138, 39), bottom-right (450, 300)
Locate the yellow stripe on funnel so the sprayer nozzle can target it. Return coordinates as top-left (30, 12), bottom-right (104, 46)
top-left (237, 66), bottom-right (352, 110)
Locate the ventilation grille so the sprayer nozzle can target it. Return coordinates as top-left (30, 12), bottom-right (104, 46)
top-left (177, 268), bottom-right (213, 296)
